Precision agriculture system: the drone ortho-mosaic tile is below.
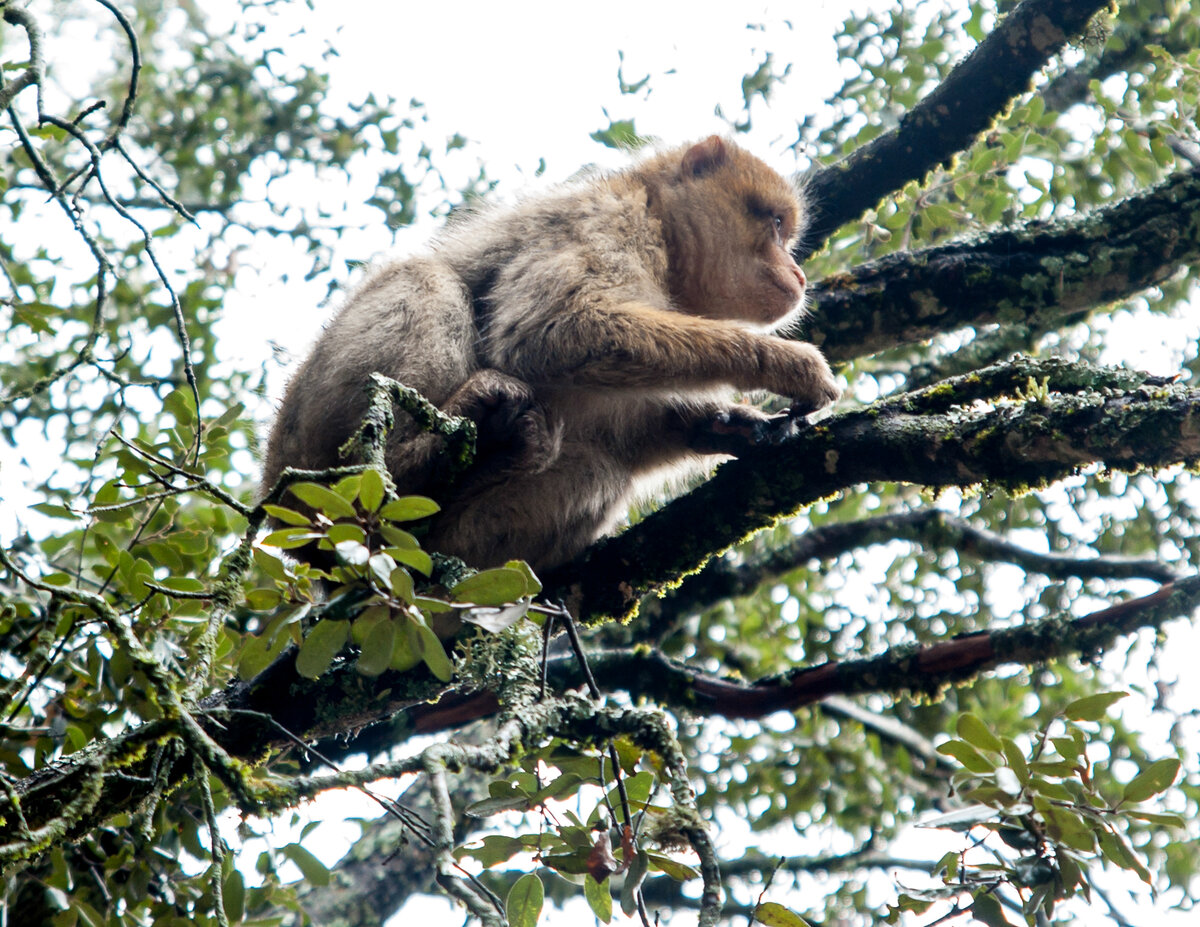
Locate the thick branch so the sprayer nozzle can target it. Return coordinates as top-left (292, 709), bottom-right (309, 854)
top-left (801, 0), bottom-right (1111, 251)
top-left (548, 360), bottom-right (1199, 623)
top-left (806, 169), bottom-right (1200, 362)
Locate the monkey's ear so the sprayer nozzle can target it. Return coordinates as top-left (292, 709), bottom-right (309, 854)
top-left (681, 136), bottom-right (729, 177)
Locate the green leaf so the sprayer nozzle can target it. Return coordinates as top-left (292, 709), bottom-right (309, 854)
top-left (351, 606), bottom-right (391, 643)
top-left (969, 891), bottom-right (1011, 927)
top-left (956, 714), bottom-right (1003, 754)
top-left (289, 482), bottom-right (358, 519)
top-left (1098, 827), bottom-right (1152, 883)
top-left (389, 565), bottom-right (415, 602)
top-left (262, 527), bottom-right (323, 550)
top-left (30, 502), bottom-right (76, 520)
top-left (262, 504), bottom-right (312, 526)
top-left (280, 843), bottom-right (330, 886)
top-left (606, 770), bottom-right (656, 810)
top-left (326, 523), bottom-right (367, 546)
top-left (1063, 691), bottom-right (1128, 722)
top-left (245, 588), bottom-right (282, 611)
top-left (358, 468), bottom-right (385, 511)
top-left (379, 524), bottom-right (419, 548)
top-left (162, 386), bottom-right (196, 426)
top-left (1125, 810), bottom-right (1185, 827)
top-left (356, 617), bottom-right (396, 677)
top-left (1122, 758), bottom-right (1181, 803)
top-left (389, 622), bottom-right (422, 672)
top-left (332, 474), bottom-right (362, 500)
top-left (222, 867), bottom-right (245, 924)
top-left (754, 901), bottom-right (812, 926)
top-left (584, 874), bottom-right (613, 923)
top-left (1001, 739), bottom-right (1029, 784)
top-left (410, 619), bottom-right (454, 681)
top-left (389, 546), bottom-right (433, 577)
top-left (295, 620), bottom-right (349, 679)
top-left (253, 546), bottom-right (289, 581)
top-left (936, 739), bottom-right (995, 773)
top-left (645, 852), bottom-right (699, 881)
top-left (451, 567), bottom-right (529, 606)
top-left (620, 850), bottom-right (649, 916)
top-left (380, 495), bottom-right (440, 521)
top-left (455, 834), bottom-right (526, 867)
top-left (503, 559), bottom-right (542, 594)
top-left (506, 872), bottom-right (544, 927)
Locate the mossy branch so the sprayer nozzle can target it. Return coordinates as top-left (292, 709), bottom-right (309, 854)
top-left (805, 169), bottom-right (1200, 362)
top-left (548, 357), bottom-right (1199, 623)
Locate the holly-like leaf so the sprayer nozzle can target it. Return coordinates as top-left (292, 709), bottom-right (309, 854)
top-left (754, 901), bottom-right (812, 926)
top-left (288, 482), bottom-right (358, 519)
top-left (506, 872), bottom-right (544, 927)
top-left (1063, 691), bottom-right (1128, 722)
top-left (1122, 758), bottom-right (1181, 804)
top-left (295, 620), bottom-right (349, 679)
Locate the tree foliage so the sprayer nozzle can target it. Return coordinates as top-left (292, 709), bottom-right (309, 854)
top-left (2, 1), bottom-right (1200, 925)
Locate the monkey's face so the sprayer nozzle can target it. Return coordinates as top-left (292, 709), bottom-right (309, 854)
top-left (655, 137), bottom-right (809, 328)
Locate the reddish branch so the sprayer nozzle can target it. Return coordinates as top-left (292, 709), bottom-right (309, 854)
top-left (397, 577), bottom-right (1200, 734)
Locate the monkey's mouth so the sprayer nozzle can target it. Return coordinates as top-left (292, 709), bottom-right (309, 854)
top-left (766, 268), bottom-right (805, 304)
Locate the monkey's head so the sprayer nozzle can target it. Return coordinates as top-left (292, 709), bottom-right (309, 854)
top-left (639, 136), bottom-right (809, 328)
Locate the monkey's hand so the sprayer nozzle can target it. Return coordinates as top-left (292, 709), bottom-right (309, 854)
top-left (690, 405), bottom-right (804, 455)
top-left (761, 340), bottom-right (841, 415)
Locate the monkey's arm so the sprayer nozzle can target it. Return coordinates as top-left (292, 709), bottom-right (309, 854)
top-left (489, 302), bottom-right (839, 409)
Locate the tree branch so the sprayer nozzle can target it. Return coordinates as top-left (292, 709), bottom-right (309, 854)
top-left (550, 358), bottom-right (1197, 623)
top-left (549, 576), bottom-right (1200, 720)
top-left (805, 168), bottom-right (1200, 363)
top-left (801, 0), bottom-right (1112, 251)
top-left (638, 507), bottom-right (1179, 640)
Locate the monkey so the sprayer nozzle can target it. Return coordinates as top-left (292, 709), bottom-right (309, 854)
top-left (261, 136), bottom-right (840, 572)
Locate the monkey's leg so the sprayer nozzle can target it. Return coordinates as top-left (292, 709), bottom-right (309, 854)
top-left (389, 368), bottom-right (559, 495)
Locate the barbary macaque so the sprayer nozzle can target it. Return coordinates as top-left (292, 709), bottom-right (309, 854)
top-left (261, 136), bottom-right (839, 571)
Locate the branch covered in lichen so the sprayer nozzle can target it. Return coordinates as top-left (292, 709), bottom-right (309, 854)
top-left (549, 357), bottom-right (1199, 623)
top-left (805, 169), bottom-right (1200, 363)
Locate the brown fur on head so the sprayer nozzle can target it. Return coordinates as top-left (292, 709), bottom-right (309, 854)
top-left (634, 135), bottom-right (809, 327)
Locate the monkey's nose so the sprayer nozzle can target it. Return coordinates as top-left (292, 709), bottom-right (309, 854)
top-left (794, 266), bottom-right (807, 290)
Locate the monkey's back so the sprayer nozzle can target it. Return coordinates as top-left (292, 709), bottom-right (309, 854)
top-left (261, 255), bottom-right (479, 491)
